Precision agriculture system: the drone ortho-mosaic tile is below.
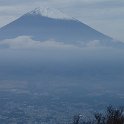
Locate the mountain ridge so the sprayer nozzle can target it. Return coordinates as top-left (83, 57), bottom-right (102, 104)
top-left (0, 7), bottom-right (123, 47)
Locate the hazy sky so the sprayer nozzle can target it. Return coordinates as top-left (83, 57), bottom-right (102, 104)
top-left (0, 0), bottom-right (124, 41)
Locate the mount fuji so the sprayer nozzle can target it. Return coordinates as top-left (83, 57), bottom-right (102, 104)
top-left (0, 7), bottom-right (123, 47)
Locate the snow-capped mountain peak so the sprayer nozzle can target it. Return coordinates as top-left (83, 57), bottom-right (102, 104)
top-left (29, 7), bottom-right (41, 15)
top-left (0, 6), bottom-right (118, 47)
top-left (27, 7), bottom-right (74, 20)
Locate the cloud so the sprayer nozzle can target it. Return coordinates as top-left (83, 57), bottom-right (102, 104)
top-left (0, 36), bottom-right (123, 50)
top-left (0, 36), bottom-right (78, 49)
top-left (85, 40), bottom-right (100, 47)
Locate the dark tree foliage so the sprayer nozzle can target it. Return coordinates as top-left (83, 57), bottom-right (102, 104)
top-left (72, 106), bottom-right (124, 124)
top-left (73, 115), bottom-right (81, 124)
top-left (105, 106), bottom-right (124, 124)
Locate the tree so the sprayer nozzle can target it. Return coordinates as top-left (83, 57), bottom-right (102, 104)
top-left (72, 115), bottom-right (83, 124)
top-left (105, 106), bottom-right (124, 124)
top-left (94, 106), bottom-right (124, 124)
top-left (72, 106), bottom-right (124, 124)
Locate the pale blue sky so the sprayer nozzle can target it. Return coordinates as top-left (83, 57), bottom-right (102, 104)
top-left (0, 0), bottom-right (124, 41)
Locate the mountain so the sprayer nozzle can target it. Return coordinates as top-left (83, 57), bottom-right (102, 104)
top-left (0, 7), bottom-right (123, 47)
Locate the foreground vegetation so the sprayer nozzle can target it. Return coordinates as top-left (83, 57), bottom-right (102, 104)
top-left (72, 106), bottom-right (124, 124)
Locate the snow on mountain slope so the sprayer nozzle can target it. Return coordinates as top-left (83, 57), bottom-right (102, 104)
top-left (27, 7), bottom-right (75, 20)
